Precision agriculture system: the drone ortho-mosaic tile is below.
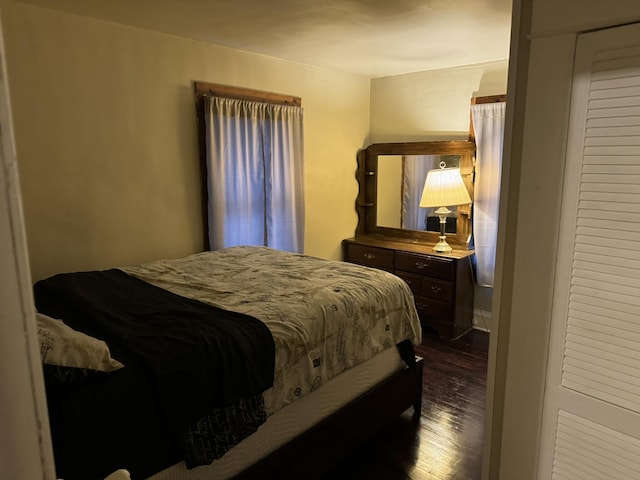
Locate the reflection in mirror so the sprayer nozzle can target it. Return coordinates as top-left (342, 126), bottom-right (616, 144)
top-left (377, 154), bottom-right (462, 233)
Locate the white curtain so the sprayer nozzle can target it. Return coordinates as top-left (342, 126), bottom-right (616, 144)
top-left (205, 96), bottom-right (304, 253)
top-left (471, 102), bottom-right (505, 287)
top-left (402, 155), bottom-right (438, 230)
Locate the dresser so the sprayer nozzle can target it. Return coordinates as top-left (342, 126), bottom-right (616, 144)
top-left (343, 236), bottom-right (475, 339)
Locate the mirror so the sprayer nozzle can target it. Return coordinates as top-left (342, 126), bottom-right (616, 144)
top-left (355, 141), bottom-right (475, 248)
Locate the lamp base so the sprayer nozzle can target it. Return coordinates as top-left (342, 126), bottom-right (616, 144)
top-left (433, 236), bottom-right (453, 253)
top-left (433, 206), bottom-right (453, 253)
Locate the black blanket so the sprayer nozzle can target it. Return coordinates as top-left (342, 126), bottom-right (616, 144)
top-left (34, 268), bottom-right (275, 433)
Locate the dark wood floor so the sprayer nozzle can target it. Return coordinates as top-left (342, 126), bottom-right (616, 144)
top-left (323, 328), bottom-right (490, 480)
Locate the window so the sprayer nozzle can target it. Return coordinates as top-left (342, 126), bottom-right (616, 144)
top-left (195, 83), bottom-right (304, 253)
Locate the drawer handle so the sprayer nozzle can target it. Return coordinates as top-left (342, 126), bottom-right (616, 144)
top-left (415, 261), bottom-right (429, 270)
top-left (431, 286), bottom-right (441, 293)
top-left (363, 253), bottom-right (376, 260)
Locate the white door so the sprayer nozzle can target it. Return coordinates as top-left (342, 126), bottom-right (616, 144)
top-left (538, 22), bottom-right (640, 479)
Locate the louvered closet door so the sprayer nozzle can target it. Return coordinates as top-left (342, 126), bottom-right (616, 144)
top-left (538, 22), bottom-right (640, 480)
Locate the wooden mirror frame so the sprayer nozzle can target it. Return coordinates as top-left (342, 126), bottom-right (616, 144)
top-left (355, 141), bottom-right (476, 249)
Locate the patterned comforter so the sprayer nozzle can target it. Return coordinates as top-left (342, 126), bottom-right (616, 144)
top-left (123, 245), bottom-right (422, 416)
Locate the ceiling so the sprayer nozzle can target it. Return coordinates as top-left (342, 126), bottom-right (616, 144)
top-left (18, 0), bottom-right (513, 77)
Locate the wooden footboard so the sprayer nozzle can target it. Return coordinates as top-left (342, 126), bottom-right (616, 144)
top-left (237, 356), bottom-right (424, 480)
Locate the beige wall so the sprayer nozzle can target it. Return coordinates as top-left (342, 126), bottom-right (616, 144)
top-left (369, 60), bottom-right (508, 327)
top-left (370, 60), bottom-right (508, 143)
top-left (3, 2), bottom-right (370, 281)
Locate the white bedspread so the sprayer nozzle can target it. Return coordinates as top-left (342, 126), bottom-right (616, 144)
top-left (122, 246), bottom-right (421, 416)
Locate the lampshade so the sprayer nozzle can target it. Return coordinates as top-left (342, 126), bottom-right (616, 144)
top-left (419, 167), bottom-right (471, 208)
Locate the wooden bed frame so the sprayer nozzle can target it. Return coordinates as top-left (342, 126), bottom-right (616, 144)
top-left (237, 356), bottom-right (424, 479)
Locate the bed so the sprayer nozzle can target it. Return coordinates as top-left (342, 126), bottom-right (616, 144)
top-left (33, 246), bottom-right (423, 480)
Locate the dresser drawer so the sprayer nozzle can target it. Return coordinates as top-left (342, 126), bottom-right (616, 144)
top-left (395, 271), bottom-right (422, 296)
top-left (395, 252), bottom-right (453, 280)
top-left (346, 244), bottom-right (394, 271)
top-left (413, 295), bottom-right (454, 321)
top-left (420, 277), bottom-right (454, 302)
top-left (396, 272), bottom-right (454, 302)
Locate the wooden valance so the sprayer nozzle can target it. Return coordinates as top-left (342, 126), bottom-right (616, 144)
top-left (194, 81), bottom-right (301, 106)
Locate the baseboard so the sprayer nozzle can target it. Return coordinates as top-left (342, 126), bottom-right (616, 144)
top-left (472, 309), bottom-right (492, 332)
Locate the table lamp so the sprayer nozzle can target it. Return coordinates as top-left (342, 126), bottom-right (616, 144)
top-left (419, 162), bottom-right (472, 252)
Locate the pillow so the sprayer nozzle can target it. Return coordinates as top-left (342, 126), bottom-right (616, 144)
top-left (36, 312), bottom-right (124, 384)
